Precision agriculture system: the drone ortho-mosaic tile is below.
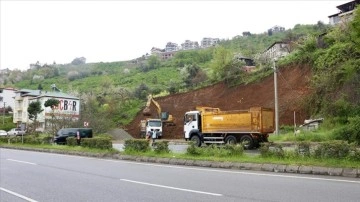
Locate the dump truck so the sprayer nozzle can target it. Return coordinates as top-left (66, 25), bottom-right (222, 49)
top-left (140, 118), bottom-right (163, 139)
top-left (184, 107), bottom-right (274, 149)
top-left (142, 94), bottom-right (175, 126)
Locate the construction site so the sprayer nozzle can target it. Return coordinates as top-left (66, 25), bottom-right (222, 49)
top-left (125, 64), bottom-right (312, 139)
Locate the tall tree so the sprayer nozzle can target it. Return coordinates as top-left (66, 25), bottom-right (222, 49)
top-left (28, 101), bottom-right (44, 132)
top-left (210, 46), bottom-right (233, 81)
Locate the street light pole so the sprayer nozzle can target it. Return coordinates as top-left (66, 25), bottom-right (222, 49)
top-left (273, 60), bottom-right (279, 135)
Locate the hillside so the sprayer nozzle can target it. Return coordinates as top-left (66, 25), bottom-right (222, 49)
top-left (125, 64), bottom-right (312, 139)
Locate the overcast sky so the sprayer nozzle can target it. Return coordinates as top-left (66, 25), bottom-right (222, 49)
top-left (0, 0), bottom-right (349, 71)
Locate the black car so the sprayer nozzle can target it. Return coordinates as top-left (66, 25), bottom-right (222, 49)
top-left (54, 128), bottom-right (93, 144)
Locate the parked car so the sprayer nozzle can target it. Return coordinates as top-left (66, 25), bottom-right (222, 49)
top-left (7, 128), bottom-right (26, 136)
top-left (0, 130), bottom-right (8, 136)
top-left (54, 128), bottom-right (93, 144)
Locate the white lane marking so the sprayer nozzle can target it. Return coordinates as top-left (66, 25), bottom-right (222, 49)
top-left (120, 179), bottom-right (222, 196)
top-left (0, 187), bottom-right (38, 202)
top-left (7, 159), bottom-right (37, 165)
top-left (116, 161), bottom-right (360, 184)
top-left (3, 149), bottom-right (359, 184)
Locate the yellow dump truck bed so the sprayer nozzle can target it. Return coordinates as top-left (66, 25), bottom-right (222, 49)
top-left (197, 107), bottom-right (274, 134)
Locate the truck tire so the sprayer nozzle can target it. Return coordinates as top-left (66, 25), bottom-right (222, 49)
top-left (240, 135), bottom-right (254, 150)
top-left (190, 135), bottom-right (202, 147)
top-left (225, 135), bottom-right (237, 145)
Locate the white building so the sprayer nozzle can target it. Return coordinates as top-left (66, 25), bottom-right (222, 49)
top-left (13, 89), bottom-right (80, 131)
top-left (0, 87), bottom-right (17, 111)
top-left (165, 42), bottom-right (179, 52)
top-left (263, 41), bottom-right (290, 62)
top-left (181, 40), bottom-right (199, 50)
top-left (201, 37), bottom-right (219, 48)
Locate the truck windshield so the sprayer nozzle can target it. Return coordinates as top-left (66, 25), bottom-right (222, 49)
top-left (148, 121), bottom-right (162, 127)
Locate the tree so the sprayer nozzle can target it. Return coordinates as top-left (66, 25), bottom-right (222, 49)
top-left (44, 99), bottom-right (60, 137)
top-left (210, 46), bottom-right (233, 81)
top-left (28, 101), bottom-right (44, 132)
top-left (37, 84), bottom-right (43, 90)
top-left (44, 99), bottom-right (60, 109)
top-left (147, 55), bottom-right (161, 70)
top-left (71, 57), bottom-right (86, 65)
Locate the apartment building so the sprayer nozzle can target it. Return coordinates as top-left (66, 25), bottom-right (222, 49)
top-left (200, 37), bottom-right (219, 48)
top-left (269, 25), bottom-right (285, 33)
top-left (165, 42), bottom-right (179, 52)
top-left (181, 40), bottom-right (199, 50)
top-left (13, 89), bottom-right (80, 131)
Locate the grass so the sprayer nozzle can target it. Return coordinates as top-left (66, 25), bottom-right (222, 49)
top-left (1, 140), bottom-right (359, 169)
top-left (269, 130), bottom-right (332, 142)
top-left (0, 143), bottom-right (119, 154)
top-left (122, 147), bottom-right (359, 169)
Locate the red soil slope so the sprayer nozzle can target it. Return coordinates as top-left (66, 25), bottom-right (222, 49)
top-left (125, 64), bottom-right (312, 139)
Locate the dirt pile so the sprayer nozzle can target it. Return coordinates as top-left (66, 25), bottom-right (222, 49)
top-left (125, 64), bottom-right (312, 139)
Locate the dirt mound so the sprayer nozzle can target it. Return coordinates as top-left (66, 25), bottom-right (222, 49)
top-left (124, 64), bottom-right (312, 139)
top-left (107, 128), bottom-right (134, 141)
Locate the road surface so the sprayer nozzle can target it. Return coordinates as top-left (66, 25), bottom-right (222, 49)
top-left (1, 148), bottom-right (359, 202)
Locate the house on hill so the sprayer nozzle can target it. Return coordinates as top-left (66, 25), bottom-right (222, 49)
top-left (181, 40), bottom-right (199, 50)
top-left (263, 41), bottom-right (290, 62)
top-left (233, 55), bottom-right (256, 72)
top-left (13, 89), bottom-right (80, 132)
top-left (328, 0), bottom-right (360, 25)
top-left (201, 37), bottom-right (219, 48)
top-left (165, 42), bottom-right (179, 52)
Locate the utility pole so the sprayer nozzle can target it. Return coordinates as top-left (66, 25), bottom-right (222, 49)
top-left (2, 102), bottom-right (5, 125)
top-left (273, 60), bottom-right (279, 135)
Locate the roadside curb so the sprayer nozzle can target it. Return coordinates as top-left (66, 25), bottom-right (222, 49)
top-left (1, 145), bottom-right (359, 179)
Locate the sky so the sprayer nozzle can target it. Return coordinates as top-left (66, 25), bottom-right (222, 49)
top-left (0, 0), bottom-right (349, 71)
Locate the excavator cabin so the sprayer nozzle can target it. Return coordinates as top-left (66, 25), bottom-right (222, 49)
top-left (142, 95), bottom-right (175, 126)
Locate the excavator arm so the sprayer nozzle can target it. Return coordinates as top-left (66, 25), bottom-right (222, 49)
top-left (142, 94), bottom-right (175, 126)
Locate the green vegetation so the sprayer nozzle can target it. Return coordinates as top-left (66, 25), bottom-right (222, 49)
top-left (1, 8), bottom-right (359, 146)
top-left (0, 115), bottom-right (16, 131)
top-left (1, 136), bottom-right (359, 168)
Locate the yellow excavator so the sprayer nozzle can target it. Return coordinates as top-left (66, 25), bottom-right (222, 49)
top-left (142, 94), bottom-right (175, 126)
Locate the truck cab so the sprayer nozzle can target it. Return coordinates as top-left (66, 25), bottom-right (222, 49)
top-left (145, 119), bottom-right (163, 139)
top-left (184, 111), bottom-right (200, 141)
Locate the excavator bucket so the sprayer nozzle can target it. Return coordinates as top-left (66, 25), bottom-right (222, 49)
top-left (142, 107), bottom-right (151, 116)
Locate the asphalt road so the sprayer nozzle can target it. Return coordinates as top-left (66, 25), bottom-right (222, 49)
top-left (1, 148), bottom-right (360, 202)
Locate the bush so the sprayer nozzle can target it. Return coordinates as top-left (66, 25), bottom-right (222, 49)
top-left (259, 142), bottom-right (272, 157)
top-left (186, 142), bottom-right (201, 155)
top-left (331, 116), bottom-right (360, 144)
top-left (313, 141), bottom-right (350, 159)
top-left (41, 136), bottom-right (53, 144)
top-left (153, 141), bottom-right (170, 154)
top-left (124, 139), bottom-right (150, 153)
top-left (348, 144), bottom-right (360, 161)
top-left (259, 143), bottom-right (284, 158)
top-left (186, 143), bottom-right (244, 157)
top-left (295, 141), bottom-right (311, 157)
top-left (223, 144), bottom-right (244, 156)
top-left (0, 136), bottom-right (10, 143)
top-left (67, 137), bottom-right (77, 146)
top-left (82, 137), bottom-right (112, 150)
top-left (22, 136), bottom-right (41, 145)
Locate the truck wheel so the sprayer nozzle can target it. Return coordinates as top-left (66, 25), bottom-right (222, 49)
top-left (190, 135), bottom-right (201, 147)
top-left (225, 135), bottom-right (237, 145)
top-left (240, 135), bottom-right (254, 150)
